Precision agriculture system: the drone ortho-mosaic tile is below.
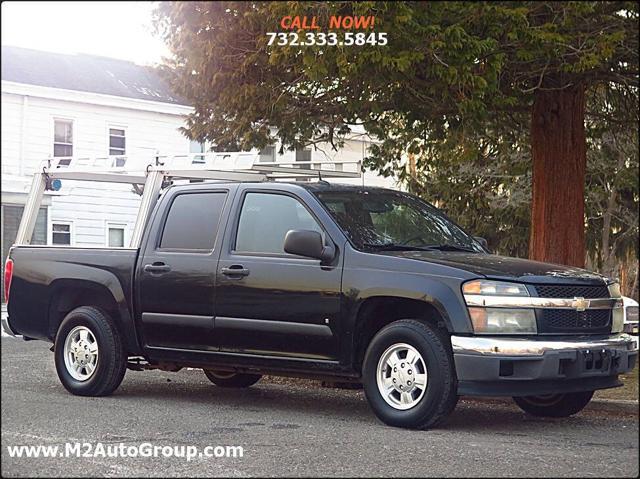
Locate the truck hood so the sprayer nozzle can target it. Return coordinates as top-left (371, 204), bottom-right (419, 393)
top-left (378, 251), bottom-right (609, 285)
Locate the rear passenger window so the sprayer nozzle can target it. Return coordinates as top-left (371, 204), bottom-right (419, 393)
top-left (235, 193), bottom-right (322, 254)
top-left (160, 192), bottom-right (227, 250)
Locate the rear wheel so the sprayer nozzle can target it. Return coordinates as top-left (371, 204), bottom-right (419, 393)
top-left (203, 369), bottom-right (262, 388)
top-left (54, 306), bottom-right (127, 396)
top-left (362, 319), bottom-right (457, 430)
top-left (513, 391), bottom-right (594, 417)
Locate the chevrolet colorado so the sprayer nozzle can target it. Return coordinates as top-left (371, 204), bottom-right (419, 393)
top-left (4, 181), bottom-right (637, 429)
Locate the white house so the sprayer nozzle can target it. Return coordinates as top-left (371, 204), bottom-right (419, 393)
top-left (1, 46), bottom-right (395, 299)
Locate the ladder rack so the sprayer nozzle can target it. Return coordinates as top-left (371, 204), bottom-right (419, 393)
top-left (14, 153), bottom-right (361, 249)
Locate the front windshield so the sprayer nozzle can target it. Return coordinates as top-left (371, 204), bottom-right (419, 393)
top-left (315, 190), bottom-right (485, 253)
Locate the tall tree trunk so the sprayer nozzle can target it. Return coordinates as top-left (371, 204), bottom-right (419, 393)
top-left (529, 84), bottom-right (587, 267)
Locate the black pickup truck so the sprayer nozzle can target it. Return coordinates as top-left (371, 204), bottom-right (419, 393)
top-left (3, 182), bottom-right (637, 429)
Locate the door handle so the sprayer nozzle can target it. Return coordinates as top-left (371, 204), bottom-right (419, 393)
top-left (221, 265), bottom-right (250, 278)
top-left (144, 262), bottom-right (171, 274)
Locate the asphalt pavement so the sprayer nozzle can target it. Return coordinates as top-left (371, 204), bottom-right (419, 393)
top-left (1, 338), bottom-right (638, 477)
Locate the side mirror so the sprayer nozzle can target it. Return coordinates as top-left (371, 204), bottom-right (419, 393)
top-left (474, 236), bottom-right (489, 251)
top-left (284, 229), bottom-right (335, 263)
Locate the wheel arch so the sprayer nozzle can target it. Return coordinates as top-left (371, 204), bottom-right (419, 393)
top-left (341, 265), bottom-right (473, 372)
top-left (47, 278), bottom-right (139, 354)
top-left (350, 295), bottom-right (452, 374)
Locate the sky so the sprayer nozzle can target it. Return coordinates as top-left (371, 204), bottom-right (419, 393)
top-left (1, 1), bottom-right (169, 65)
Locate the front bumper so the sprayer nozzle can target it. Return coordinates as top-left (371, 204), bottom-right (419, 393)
top-left (452, 334), bottom-right (638, 396)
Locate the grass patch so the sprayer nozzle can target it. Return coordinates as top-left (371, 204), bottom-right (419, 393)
top-left (595, 363), bottom-right (639, 401)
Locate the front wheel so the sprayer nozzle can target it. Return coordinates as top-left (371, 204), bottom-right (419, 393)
top-left (362, 319), bottom-right (457, 430)
top-left (513, 391), bottom-right (594, 417)
top-left (203, 369), bottom-right (262, 388)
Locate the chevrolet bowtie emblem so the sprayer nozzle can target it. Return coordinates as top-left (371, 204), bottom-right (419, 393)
top-left (572, 297), bottom-right (590, 312)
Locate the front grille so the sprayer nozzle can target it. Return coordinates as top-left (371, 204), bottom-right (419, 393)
top-left (533, 284), bottom-right (612, 334)
top-left (533, 284), bottom-right (609, 299)
top-left (539, 309), bottom-right (611, 332)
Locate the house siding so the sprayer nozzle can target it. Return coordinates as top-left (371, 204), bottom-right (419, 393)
top-left (1, 88), bottom-right (191, 247)
top-left (2, 85), bottom-right (396, 249)
top-left (1, 93), bottom-right (24, 176)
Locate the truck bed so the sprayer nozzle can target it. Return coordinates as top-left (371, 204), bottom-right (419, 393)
top-left (7, 246), bottom-right (139, 351)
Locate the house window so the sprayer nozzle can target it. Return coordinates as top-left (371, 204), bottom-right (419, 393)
top-left (259, 146), bottom-right (276, 163)
top-left (107, 223), bottom-right (126, 247)
top-left (53, 119), bottom-right (73, 157)
top-left (52, 222), bottom-right (72, 245)
top-left (295, 148), bottom-right (312, 170)
top-left (109, 128), bottom-right (126, 166)
top-left (109, 128), bottom-right (126, 155)
top-left (190, 140), bottom-right (206, 164)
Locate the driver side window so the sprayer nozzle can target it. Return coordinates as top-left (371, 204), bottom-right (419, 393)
top-left (235, 193), bottom-right (322, 254)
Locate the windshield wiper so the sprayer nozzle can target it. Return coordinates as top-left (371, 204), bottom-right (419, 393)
top-left (422, 244), bottom-right (477, 253)
top-left (364, 243), bottom-right (478, 253)
top-left (363, 243), bottom-right (433, 251)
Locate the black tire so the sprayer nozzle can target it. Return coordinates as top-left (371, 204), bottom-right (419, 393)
top-left (203, 369), bottom-right (262, 388)
top-left (445, 394), bottom-right (460, 416)
top-left (362, 319), bottom-right (457, 430)
top-left (54, 306), bottom-right (127, 397)
top-left (513, 391), bottom-right (594, 417)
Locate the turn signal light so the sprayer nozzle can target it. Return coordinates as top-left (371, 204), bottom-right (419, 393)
top-left (469, 307), bottom-right (487, 331)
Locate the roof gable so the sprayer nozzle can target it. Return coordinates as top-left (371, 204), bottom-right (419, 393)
top-left (1, 46), bottom-right (187, 106)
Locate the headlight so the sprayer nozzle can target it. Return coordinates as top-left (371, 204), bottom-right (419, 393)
top-left (463, 280), bottom-right (535, 334)
top-left (612, 304), bottom-right (624, 333)
top-left (608, 282), bottom-right (622, 298)
top-left (608, 282), bottom-right (624, 333)
top-left (623, 305), bottom-right (639, 334)
top-left (462, 280), bottom-right (529, 296)
top-left (468, 307), bottom-right (537, 334)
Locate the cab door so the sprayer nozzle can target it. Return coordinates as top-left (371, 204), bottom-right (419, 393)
top-left (214, 187), bottom-right (343, 360)
top-left (137, 186), bottom-right (235, 351)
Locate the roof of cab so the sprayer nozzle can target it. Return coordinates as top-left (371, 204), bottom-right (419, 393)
top-left (170, 181), bottom-right (399, 194)
top-left (299, 182), bottom-right (401, 194)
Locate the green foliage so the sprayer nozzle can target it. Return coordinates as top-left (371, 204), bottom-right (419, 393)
top-left (406, 91), bottom-right (639, 266)
top-left (155, 1), bottom-right (638, 281)
top-left (585, 86), bottom-right (639, 275)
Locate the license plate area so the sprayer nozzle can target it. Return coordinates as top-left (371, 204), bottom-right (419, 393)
top-left (579, 348), bottom-right (618, 374)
